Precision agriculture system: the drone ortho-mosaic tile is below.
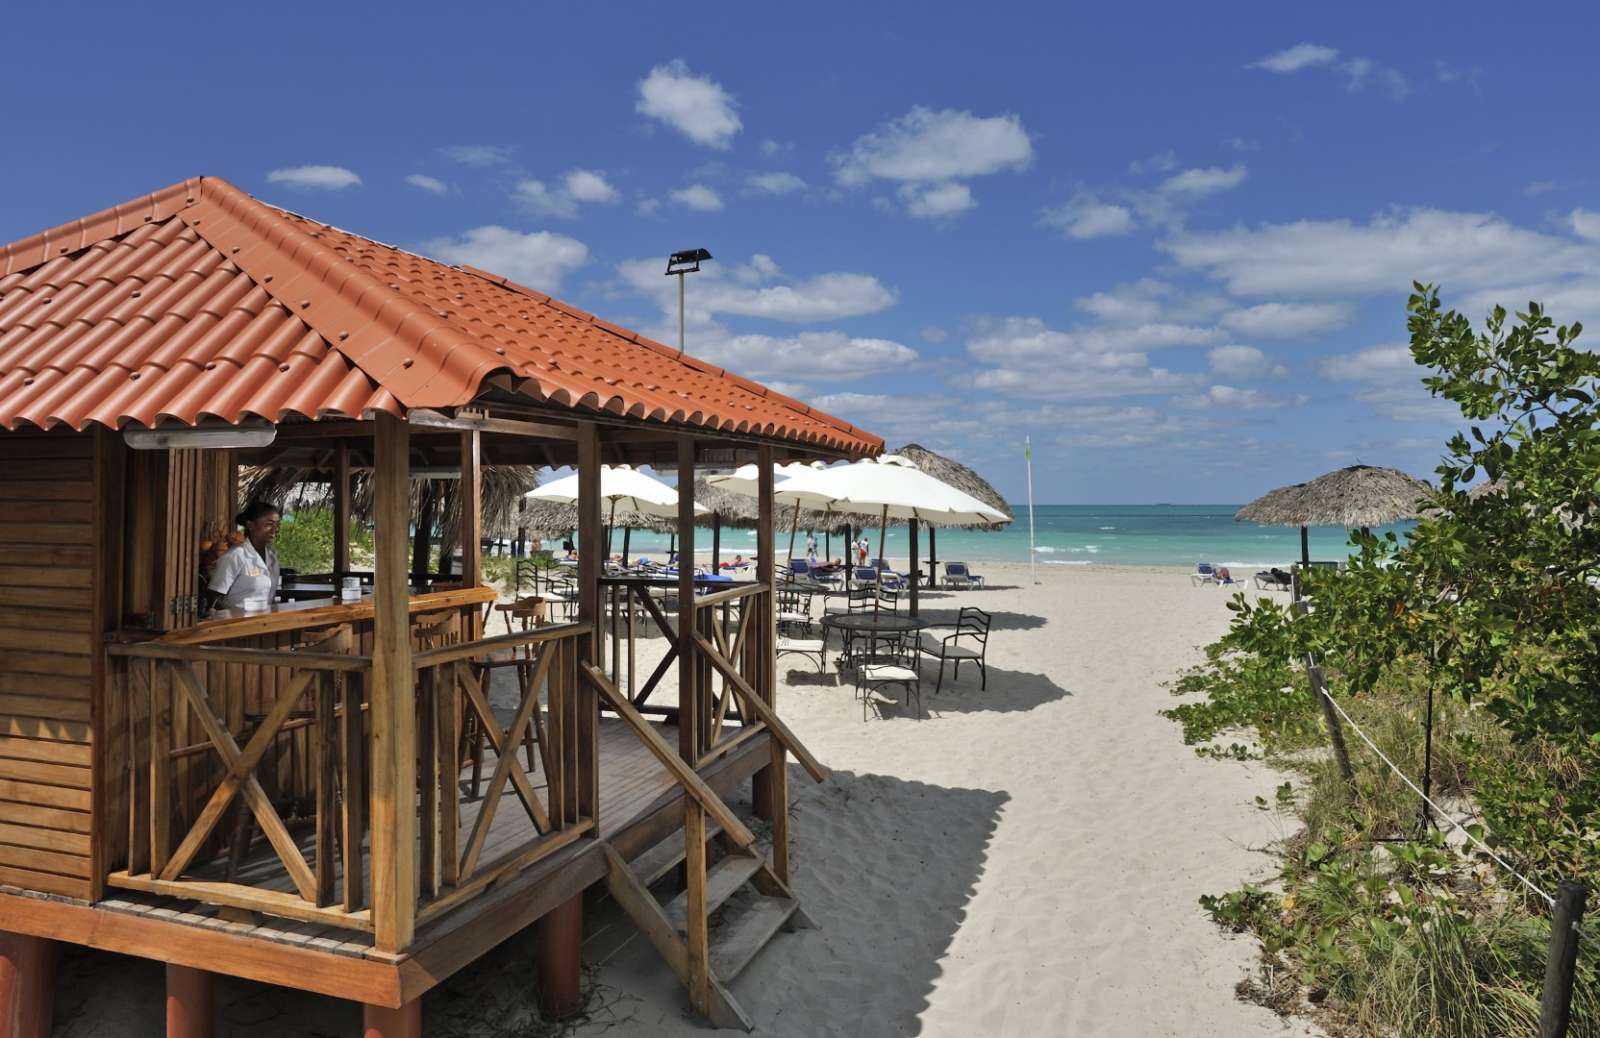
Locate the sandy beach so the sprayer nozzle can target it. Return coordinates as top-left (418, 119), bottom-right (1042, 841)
top-left (51, 563), bottom-right (1322, 1037)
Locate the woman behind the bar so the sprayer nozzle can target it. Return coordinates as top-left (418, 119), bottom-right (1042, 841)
top-left (207, 500), bottom-right (282, 613)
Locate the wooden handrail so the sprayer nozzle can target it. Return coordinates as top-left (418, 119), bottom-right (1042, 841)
top-left (691, 582), bottom-right (769, 611)
top-left (107, 641), bottom-right (368, 672)
top-left (580, 663), bottom-right (757, 850)
top-left (410, 620), bottom-right (590, 668)
top-left (690, 631), bottom-right (828, 783)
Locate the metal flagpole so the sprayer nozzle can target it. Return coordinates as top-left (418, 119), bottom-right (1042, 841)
top-left (1026, 436), bottom-right (1037, 585)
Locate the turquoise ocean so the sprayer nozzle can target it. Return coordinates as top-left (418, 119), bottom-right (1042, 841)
top-left (593, 505), bottom-right (1415, 569)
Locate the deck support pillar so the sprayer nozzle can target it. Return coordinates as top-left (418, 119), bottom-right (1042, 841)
top-left (0, 932), bottom-right (55, 1038)
top-left (536, 893), bottom-right (584, 1018)
top-left (361, 1000), bottom-right (421, 1038)
top-left (164, 963), bottom-right (213, 1038)
top-left (751, 446), bottom-right (784, 847)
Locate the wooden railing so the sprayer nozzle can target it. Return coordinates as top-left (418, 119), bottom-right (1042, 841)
top-left (103, 619), bottom-right (599, 940)
top-left (412, 621), bottom-right (596, 926)
top-left (105, 641), bottom-right (372, 931)
top-left (686, 582), bottom-right (771, 766)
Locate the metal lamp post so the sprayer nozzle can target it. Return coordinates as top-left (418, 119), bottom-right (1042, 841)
top-left (665, 248), bottom-right (712, 351)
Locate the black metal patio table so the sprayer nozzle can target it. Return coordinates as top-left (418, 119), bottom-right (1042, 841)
top-left (819, 611), bottom-right (929, 670)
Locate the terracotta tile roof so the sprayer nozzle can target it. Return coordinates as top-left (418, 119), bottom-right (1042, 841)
top-left (0, 177), bottom-right (880, 455)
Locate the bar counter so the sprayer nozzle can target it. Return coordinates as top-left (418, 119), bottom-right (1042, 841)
top-left (159, 585), bottom-right (496, 646)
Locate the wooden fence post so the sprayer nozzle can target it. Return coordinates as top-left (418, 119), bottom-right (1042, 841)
top-left (1541, 881), bottom-right (1586, 1038)
top-left (1305, 656), bottom-right (1356, 790)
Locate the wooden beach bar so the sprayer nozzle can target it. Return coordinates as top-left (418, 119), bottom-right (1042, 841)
top-left (0, 177), bottom-right (878, 1035)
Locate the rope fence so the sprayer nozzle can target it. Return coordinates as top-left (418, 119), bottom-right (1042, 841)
top-left (1308, 667), bottom-right (1591, 1033)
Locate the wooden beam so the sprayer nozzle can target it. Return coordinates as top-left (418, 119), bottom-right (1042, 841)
top-left (370, 412), bottom-right (417, 954)
top-left (576, 424), bottom-right (601, 636)
top-left (333, 441), bottom-right (351, 577)
top-left (752, 445), bottom-right (780, 826)
top-left (677, 439), bottom-right (698, 766)
top-left (909, 517), bottom-right (920, 617)
top-left (0, 892), bottom-right (404, 1007)
top-left (535, 895), bottom-right (583, 1019)
top-left (459, 430), bottom-right (482, 591)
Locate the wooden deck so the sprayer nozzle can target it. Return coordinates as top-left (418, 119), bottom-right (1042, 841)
top-left (0, 715), bottom-right (775, 1008)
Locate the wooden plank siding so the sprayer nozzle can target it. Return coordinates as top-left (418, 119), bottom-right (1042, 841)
top-left (0, 430), bottom-right (99, 900)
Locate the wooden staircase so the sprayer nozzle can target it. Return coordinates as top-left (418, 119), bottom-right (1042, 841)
top-left (582, 662), bottom-right (827, 1030)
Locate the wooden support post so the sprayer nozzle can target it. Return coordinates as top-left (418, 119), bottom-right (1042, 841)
top-left (460, 430), bottom-right (482, 596)
top-left (333, 441), bottom-right (351, 578)
top-left (576, 424), bottom-right (603, 828)
top-left (909, 517), bottom-right (920, 617)
top-left (752, 447), bottom-right (781, 826)
top-left (712, 512), bottom-right (721, 574)
top-left (677, 439), bottom-right (699, 765)
top-left (684, 801), bottom-right (711, 1017)
top-left (361, 1000), bottom-right (421, 1038)
top-left (1306, 654), bottom-right (1356, 791)
top-left (928, 526), bottom-right (938, 588)
top-left (1540, 881), bottom-right (1586, 1038)
top-left (536, 893), bottom-right (584, 1019)
top-left (370, 412), bottom-right (417, 954)
top-left (0, 932), bottom-right (55, 1038)
top-left (164, 963), bottom-right (213, 1038)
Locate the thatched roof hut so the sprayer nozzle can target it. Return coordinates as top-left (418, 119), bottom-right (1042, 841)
top-left (1235, 465), bottom-right (1431, 528)
top-left (894, 443), bottom-right (1013, 527)
top-left (242, 463), bottom-right (536, 542)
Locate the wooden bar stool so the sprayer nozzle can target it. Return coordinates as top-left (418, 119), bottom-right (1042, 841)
top-left (469, 597), bottom-right (547, 798)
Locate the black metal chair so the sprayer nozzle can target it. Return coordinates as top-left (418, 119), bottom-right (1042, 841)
top-left (776, 586), bottom-right (814, 637)
top-left (921, 606), bottom-right (992, 693)
top-left (855, 627), bottom-right (922, 720)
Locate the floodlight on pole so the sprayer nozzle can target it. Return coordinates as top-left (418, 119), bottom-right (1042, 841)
top-left (664, 248), bottom-right (712, 352)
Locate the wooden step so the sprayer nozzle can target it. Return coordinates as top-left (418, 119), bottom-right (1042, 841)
top-left (627, 821), bottom-right (725, 890)
top-left (662, 852), bottom-right (763, 933)
top-left (710, 894), bottom-right (798, 983)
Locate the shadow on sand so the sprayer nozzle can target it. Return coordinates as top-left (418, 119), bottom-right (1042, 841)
top-left (913, 606), bottom-right (1045, 632)
top-left (579, 768), bottom-right (1008, 1037)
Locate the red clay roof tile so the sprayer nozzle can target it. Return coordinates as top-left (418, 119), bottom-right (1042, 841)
top-left (0, 177), bottom-right (880, 455)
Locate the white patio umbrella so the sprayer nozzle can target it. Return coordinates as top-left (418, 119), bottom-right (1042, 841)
top-left (526, 465), bottom-right (707, 558)
top-left (707, 461), bottom-right (830, 560)
top-left (771, 455), bottom-right (1009, 611)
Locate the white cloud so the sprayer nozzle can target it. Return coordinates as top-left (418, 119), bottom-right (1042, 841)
top-left (1524, 181), bottom-right (1561, 197)
top-left (636, 59), bottom-right (741, 149)
top-left (617, 254), bottom-right (896, 329)
top-left (419, 226), bottom-right (589, 292)
top-left (564, 169), bottom-right (619, 204)
top-left (900, 181), bottom-right (974, 219)
top-left (1129, 151), bottom-right (1179, 175)
top-left (1041, 194), bottom-right (1135, 239)
top-left (1075, 279), bottom-right (1230, 326)
top-left (1159, 165), bottom-right (1248, 197)
top-left (637, 197), bottom-right (661, 216)
top-left (920, 325), bottom-right (948, 343)
top-left (669, 184), bottom-right (724, 212)
top-left (1203, 384), bottom-right (1280, 408)
top-left (441, 145), bottom-right (511, 167)
top-left (1248, 43), bottom-right (1340, 73)
top-left (834, 107), bottom-right (1032, 186)
top-left (1248, 44), bottom-right (1408, 100)
top-left (1317, 344), bottom-right (1449, 421)
top-left (1221, 301), bottom-right (1353, 338)
top-left (266, 165), bottom-right (361, 190)
top-left (1319, 344), bottom-right (1415, 382)
top-left (404, 174), bottom-right (448, 196)
top-left (514, 170), bottom-right (621, 218)
top-left (1163, 207), bottom-right (1600, 299)
top-left (696, 331), bottom-right (917, 382)
top-left (1208, 345), bottom-right (1286, 379)
top-left (746, 171), bottom-right (807, 196)
top-left (964, 316), bottom-right (1213, 399)
top-left (1568, 209), bottom-right (1600, 242)
top-left (760, 139), bottom-right (783, 156)
top-left (1343, 57), bottom-right (1411, 100)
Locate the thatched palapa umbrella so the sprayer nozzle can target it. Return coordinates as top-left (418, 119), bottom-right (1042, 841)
top-left (894, 443), bottom-right (1013, 586)
top-left (1235, 464), bottom-right (1431, 568)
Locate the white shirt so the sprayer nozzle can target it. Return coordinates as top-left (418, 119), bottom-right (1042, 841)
top-left (208, 540), bottom-right (280, 612)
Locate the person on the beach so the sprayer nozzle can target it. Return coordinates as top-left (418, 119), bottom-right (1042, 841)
top-left (207, 500), bottom-right (281, 613)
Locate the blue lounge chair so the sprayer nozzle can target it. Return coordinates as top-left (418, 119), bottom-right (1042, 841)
top-left (1190, 562), bottom-right (1218, 586)
top-left (943, 562), bottom-right (985, 589)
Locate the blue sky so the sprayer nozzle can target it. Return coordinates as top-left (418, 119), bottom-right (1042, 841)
top-left (4, 1), bottom-right (1596, 503)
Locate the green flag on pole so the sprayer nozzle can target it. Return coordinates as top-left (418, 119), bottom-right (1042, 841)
top-left (1024, 436), bottom-right (1032, 462)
